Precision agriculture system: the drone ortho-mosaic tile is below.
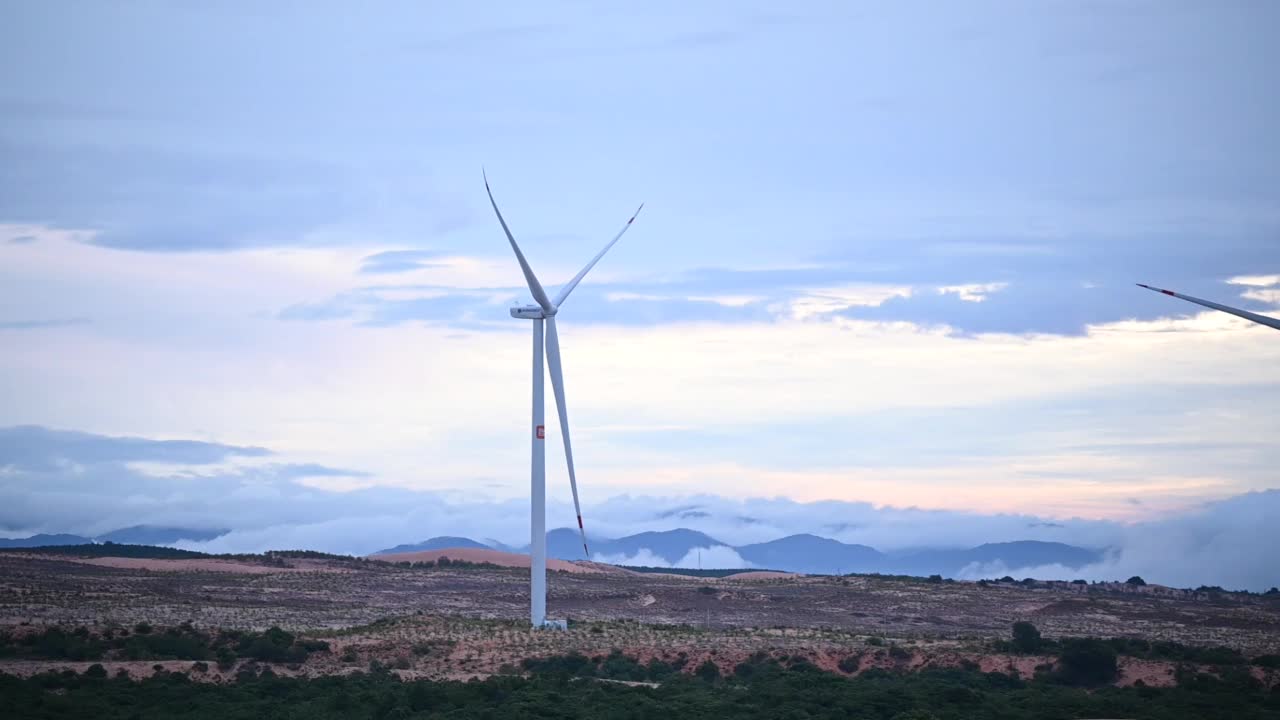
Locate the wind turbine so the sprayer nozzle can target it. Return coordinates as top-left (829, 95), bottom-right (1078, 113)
top-left (1136, 283), bottom-right (1280, 331)
top-left (484, 171), bottom-right (643, 628)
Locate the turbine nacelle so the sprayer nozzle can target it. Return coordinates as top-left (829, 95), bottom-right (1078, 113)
top-left (510, 304), bottom-right (550, 320)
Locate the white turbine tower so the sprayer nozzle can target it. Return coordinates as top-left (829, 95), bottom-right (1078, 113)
top-left (484, 171), bottom-right (643, 628)
top-left (1137, 283), bottom-right (1280, 331)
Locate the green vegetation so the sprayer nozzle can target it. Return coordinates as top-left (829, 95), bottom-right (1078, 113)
top-left (0, 543), bottom-right (213, 559)
top-left (0, 624), bottom-right (328, 664)
top-left (390, 556), bottom-right (505, 570)
top-left (1010, 621), bottom-right (1041, 653)
top-left (4, 651), bottom-right (1278, 719)
top-left (997, 622), bottom-right (1261, 668)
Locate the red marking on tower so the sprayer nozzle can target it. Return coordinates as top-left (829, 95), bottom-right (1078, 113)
top-left (1161, 290), bottom-right (1175, 296)
top-left (536, 425), bottom-right (545, 439)
top-left (577, 515), bottom-right (584, 529)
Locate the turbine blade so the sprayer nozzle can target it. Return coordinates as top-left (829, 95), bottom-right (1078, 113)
top-left (484, 170), bottom-right (554, 313)
top-left (1137, 283), bottom-right (1280, 331)
top-left (544, 316), bottom-right (589, 558)
top-left (553, 203), bottom-right (645, 309)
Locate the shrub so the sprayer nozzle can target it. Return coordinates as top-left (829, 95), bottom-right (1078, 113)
top-left (84, 663), bottom-right (107, 679)
top-left (838, 654), bottom-right (861, 673)
top-left (695, 660), bottom-right (720, 682)
top-left (1011, 622), bottom-right (1042, 653)
top-left (1251, 654), bottom-right (1280, 668)
top-left (1057, 638), bottom-right (1118, 686)
top-left (1126, 576), bottom-right (1147, 586)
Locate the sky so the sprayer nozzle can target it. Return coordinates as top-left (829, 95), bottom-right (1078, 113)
top-left (2, 2), bottom-right (1278, 586)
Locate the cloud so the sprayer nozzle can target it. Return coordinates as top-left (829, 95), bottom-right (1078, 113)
top-left (955, 491), bottom-right (1280, 591)
top-left (360, 250), bottom-right (450, 274)
top-left (3, 425), bottom-right (1278, 589)
top-left (0, 425), bottom-right (269, 472)
top-left (0, 318), bottom-right (90, 330)
top-left (674, 546), bottom-right (750, 569)
top-left (592, 545), bottom-right (752, 569)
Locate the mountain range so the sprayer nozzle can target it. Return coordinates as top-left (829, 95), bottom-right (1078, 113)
top-left (373, 528), bottom-right (1105, 578)
top-left (0, 525), bottom-right (229, 549)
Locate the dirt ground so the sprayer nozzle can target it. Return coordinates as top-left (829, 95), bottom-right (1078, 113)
top-left (1, 550), bottom-right (1277, 688)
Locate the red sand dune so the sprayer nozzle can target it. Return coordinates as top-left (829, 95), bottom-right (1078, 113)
top-left (371, 547), bottom-right (628, 575)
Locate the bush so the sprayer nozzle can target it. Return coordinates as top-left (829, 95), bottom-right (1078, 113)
top-left (84, 663), bottom-right (107, 679)
top-left (1011, 622), bottom-right (1042, 653)
top-left (838, 654), bottom-right (861, 673)
top-left (1126, 576), bottom-right (1147, 586)
top-left (1251, 654), bottom-right (1280, 668)
top-left (600, 651), bottom-right (645, 681)
top-left (1057, 639), bottom-right (1118, 686)
top-left (645, 658), bottom-right (676, 682)
top-left (695, 660), bottom-right (720, 682)
top-left (926, 575), bottom-right (943, 584)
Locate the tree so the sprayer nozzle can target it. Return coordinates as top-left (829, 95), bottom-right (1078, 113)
top-left (1125, 576), bottom-right (1147, 586)
top-left (1058, 638), bottom-right (1118, 686)
top-left (1011, 622), bottom-right (1042, 653)
top-left (695, 660), bottom-right (720, 682)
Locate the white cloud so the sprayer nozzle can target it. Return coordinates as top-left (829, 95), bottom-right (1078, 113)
top-left (673, 545), bottom-right (751, 569)
top-left (787, 285), bottom-right (915, 319)
top-left (953, 491), bottom-right (1280, 591)
top-left (936, 282), bottom-right (1009, 302)
top-left (1241, 288), bottom-right (1280, 306)
top-left (1226, 275), bottom-right (1280, 288)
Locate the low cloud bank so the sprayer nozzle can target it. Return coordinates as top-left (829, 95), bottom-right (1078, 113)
top-left (3, 425), bottom-right (1276, 590)
top-left (594, 545), bottom-right (752, 570)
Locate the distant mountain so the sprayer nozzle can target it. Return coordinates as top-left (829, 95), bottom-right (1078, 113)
top-left (0, 533), bottom-right (93, 548)
top-left (886, 541), bottom-right (1104, 577)
top-left (737, 534), bottom-right (885, 575)
top-left (372, 536), bottom-right (492, 556)
top-left (96, 526), bottom-right (229, 545)
top-left (370, 529), bottom-right (1103, 578)
top-left (540, 528), bottom-right (724, 564)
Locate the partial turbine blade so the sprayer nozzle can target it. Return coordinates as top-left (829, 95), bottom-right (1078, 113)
top-left (1137, 283), bottom-right (1280, 331)
top-left (553, 203), bottom-right (645, 309)
top-left (484, 170), bottom-right (554, 313)
top-left (544, 316), bottom-right (589, 557)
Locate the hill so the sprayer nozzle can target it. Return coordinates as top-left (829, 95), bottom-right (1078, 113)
top-left (373, 530), bottom-right (1103, 579)
top-left (96, 525), bottom-right (229, 545)
top-left (0, 533), bottom-right (92, 548)
top-left (371, 536), bottom-right (491, 555)
top-left (736, 534), bottom-right (885, 574)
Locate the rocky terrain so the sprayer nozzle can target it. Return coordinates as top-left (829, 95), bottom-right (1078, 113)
top-left (1, 549), bottom-right (1277, 689)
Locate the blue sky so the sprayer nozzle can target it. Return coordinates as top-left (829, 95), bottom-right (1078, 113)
top-left (2, 1), bottom-right (1279, 574)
